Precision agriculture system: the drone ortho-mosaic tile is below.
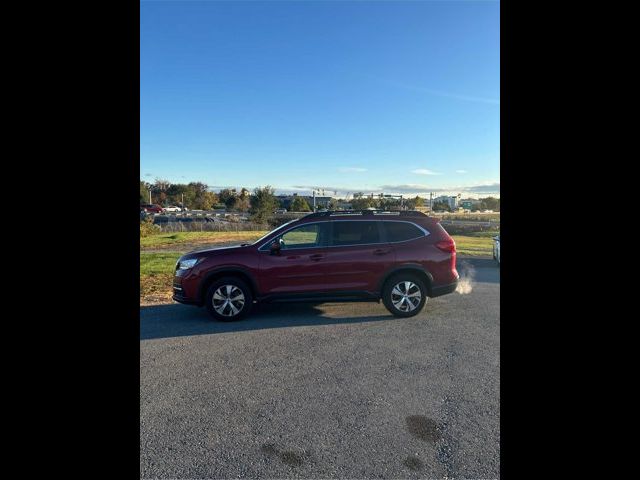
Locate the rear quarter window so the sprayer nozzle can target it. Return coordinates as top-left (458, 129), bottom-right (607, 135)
top-left (383, 221), bottom-right (426, 242)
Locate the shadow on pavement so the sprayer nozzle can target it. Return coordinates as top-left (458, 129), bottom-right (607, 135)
top-left (140, 302), bottom-right (395, 341)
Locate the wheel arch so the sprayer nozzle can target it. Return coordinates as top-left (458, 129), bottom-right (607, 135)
top-left (197, 267), bottom-right (259, 305)
top-left (378, 264), bottom-right (434, 296)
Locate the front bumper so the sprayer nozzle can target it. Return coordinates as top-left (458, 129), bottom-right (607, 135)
top-left (430, 279), bottom-right (458, 298)
top-left (172, 285), bottom-right (200, 305)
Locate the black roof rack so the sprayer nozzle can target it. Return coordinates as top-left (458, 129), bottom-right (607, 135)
top-left (304, 210), bottom-right (429, 218)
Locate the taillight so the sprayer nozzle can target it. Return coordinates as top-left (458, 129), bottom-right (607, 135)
top-left (435, 238), bottom-right (456, 253)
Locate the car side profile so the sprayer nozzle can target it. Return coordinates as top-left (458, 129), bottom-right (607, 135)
top-left (173, 210), bottom-right (459, 321)
top-left (140, 204), bottom-right (164, 214)
top-left (163, 206), bottom-right (183, 212)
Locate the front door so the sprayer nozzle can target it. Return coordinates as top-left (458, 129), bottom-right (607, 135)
top-left (258, 222), bottom-right (330, 295)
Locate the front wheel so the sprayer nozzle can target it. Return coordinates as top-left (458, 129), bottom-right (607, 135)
top-left (205, 277), bottom-right (253, 322)
top-left (382, 275), bottom-right (428, 318)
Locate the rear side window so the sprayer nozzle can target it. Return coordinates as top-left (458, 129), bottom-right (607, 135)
top-left (330, 221), bottom-right (380, 246)
top-left (382, 221), bottom-right (426, 242)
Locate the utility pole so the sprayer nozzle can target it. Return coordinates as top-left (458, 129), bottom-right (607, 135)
top-left (181, 193), bottom-right (184, 209)
top-left (313, 190), bottom-right (316, 211)
top-left (149, 188), bottom-right (152, 204)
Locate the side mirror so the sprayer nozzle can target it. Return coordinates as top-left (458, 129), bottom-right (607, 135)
top-left (270, 238), bottom-right (283, 255)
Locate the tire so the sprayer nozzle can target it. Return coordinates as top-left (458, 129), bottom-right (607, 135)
top-left (382, 274), bottom-right (428, 318)
top-left (205, 277), bottom-right (253, 322)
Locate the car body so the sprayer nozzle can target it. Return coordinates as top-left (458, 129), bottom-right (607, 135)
top-left (493, 235), bottom-right (500, 264)
top-left (164, 206), bottom-right (183, 212)
top-left (140, 204), bottom-right (164, 214)
top-left (274, 208), bottom-right (287, 214)
top-left (173, 210), bottom-right (459, 321)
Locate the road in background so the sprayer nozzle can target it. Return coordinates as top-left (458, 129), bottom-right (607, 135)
top-left (140, 258), bottom-right (499, 479)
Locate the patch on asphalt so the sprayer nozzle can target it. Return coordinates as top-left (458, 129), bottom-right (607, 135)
top-left (405, 415), bottom-right (442, 443)
top-left (261, 443), bottom-right (305, 467)
top-left (403, 455), bottom-right (424, 471)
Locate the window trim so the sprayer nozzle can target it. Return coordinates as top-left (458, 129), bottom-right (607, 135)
top-left (258, 219), bottom-right (430, 251)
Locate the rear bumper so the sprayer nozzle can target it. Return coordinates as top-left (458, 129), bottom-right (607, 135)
top-left (430, 279), bottom-right (458, 298)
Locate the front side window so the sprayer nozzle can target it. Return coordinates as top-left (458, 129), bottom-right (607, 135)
top-left (280, 223), bottom-right (328, 250)
top-left (330, 221), bottom-right (381, 246)
top-left (252, 219), bottom-right (297, 246)
top-left (382, 221), bottom-right (426, 242)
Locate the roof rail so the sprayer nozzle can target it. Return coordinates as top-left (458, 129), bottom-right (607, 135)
top-left (303, 210), bottom-right (429, 218)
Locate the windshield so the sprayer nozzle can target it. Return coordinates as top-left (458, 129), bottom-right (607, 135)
top-left (251, 219), bottom-right (298, 246)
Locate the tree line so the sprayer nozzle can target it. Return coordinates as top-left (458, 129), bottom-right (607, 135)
top-left (140, 180), bottom-right (279, 223)
top-left (140, 179), bottom-right (500, 219)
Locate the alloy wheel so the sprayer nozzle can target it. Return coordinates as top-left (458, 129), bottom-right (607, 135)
top-left (391, 281), bottom-right (423, 312)
top-left (212, 285), bottom-right (246, 317)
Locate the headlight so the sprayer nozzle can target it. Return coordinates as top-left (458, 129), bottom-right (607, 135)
top-left (177, 258), bottom-right (199, 270)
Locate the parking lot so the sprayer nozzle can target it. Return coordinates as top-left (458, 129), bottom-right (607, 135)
top-left (140, 257), bottom-right (499, 479)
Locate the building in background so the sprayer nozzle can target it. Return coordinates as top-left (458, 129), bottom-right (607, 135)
top-left (304, 195), bottom-right (333, 209)
top-left (460, 198), bottom-right (482, 210)
top-left (434, 194), bottom-right (461, 210)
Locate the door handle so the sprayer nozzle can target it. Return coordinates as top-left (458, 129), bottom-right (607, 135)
top-left (373, 249), bottom-right (391, 255)
top-left (309, 254), bottom-right (324, 261)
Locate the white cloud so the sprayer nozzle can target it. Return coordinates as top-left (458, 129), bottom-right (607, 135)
top-left (412, 169), bottom-right (442, 175)
top-left (338, 167), bottom-right (367, 173)
top-left (379, 182), bottom-right (500, 196)
top-left (465, 182), bottom-right (500, 194)
top-left (456, 170), bottom-right (468, 174)
top-left (209, 182), bottom-right (499, 199)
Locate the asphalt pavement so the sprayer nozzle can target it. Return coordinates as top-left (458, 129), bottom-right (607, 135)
top-left (140, 257), bottom-right (500, 479)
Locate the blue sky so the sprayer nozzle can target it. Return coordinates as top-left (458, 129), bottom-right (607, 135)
top-left (141, 0), bottom-right (500, 198)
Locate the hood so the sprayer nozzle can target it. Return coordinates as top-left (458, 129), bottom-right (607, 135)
top-left (178, 244), bottom-right (250, 261)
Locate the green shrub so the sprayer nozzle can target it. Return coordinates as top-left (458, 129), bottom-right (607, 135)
top-left (140, 217), bottom-right (160, 238)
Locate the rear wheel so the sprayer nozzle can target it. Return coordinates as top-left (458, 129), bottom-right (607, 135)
top-left (382, 274), bottom-right (428, 318)
top-left (205, 277), bottom-right (253, 322)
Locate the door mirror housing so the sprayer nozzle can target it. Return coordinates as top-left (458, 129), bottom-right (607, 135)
top-left (270, 238), bottom-right (283, 255)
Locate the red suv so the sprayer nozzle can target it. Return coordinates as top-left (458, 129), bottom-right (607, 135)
top-left (140, 204), bottom-right (164, 214)
top-left (173, 210), bottom-right (459, 321)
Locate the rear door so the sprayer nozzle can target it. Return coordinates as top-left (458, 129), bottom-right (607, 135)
top-left (258, 222), bottom-right (330, 295)
top-left (380, 220), bottom-right (431, 261)
top-left (322, 219), bottom-right (396, 293)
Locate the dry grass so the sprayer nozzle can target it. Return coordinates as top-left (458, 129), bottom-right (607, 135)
top-left (140, 231), bottom-right (267, 250)
top-left (140, 273), bottom-right (174, 305)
